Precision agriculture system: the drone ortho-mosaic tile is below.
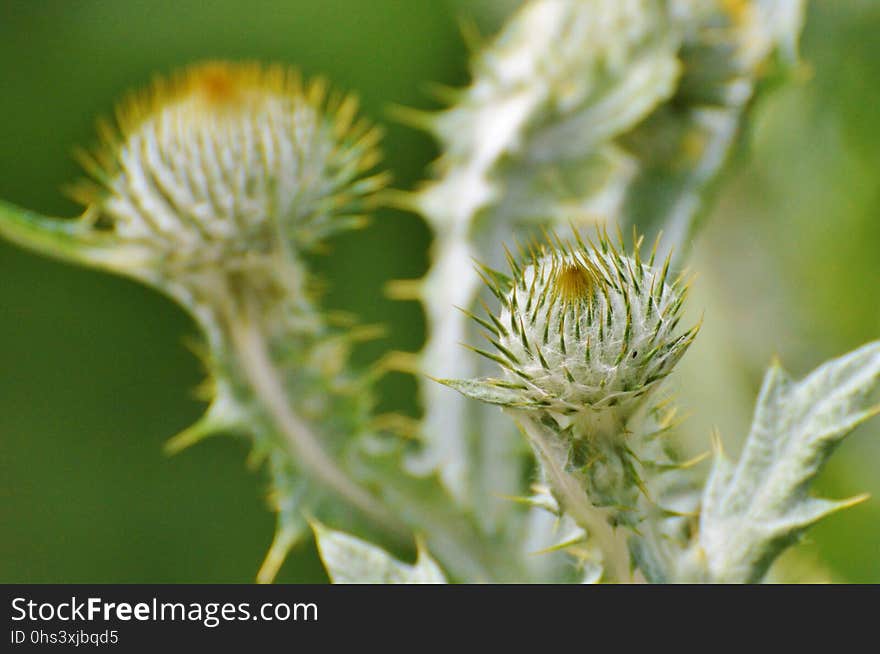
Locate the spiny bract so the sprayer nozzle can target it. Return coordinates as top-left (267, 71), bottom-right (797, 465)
top-left (465, 229), bottom-right (699, 427)
top-left (69, 61), bottom-right (386, 271)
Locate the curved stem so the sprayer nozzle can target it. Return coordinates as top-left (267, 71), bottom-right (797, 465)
top-left (228, 302), bottom-right (512, 582)
top-left (227, 300), bottom-right (408, 538)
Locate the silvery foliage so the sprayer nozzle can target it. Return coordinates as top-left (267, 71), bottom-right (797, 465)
top-left (444, 232), bottom-right (880, 582)
top-left (313, 522), bottom-right (446, 584)
top-left (397, 0), bottom-right (813, 581)
top-left (693, 344), bottom-right (880, 582)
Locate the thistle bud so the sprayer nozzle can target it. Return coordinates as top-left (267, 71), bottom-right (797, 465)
top-left (445, 229), bottom-right (698, 432)
top-left (66, 61), bottom-right (386, 301)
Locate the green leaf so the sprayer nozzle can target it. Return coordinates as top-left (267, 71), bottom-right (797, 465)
top-left (312, 522), bottom-right (446, 584)
top-left (434, 377), bottom-right (536, 408)
top-left (698, 341), bottom-right (880, 582)
top-left (0, 199), bottom-right (153, 276)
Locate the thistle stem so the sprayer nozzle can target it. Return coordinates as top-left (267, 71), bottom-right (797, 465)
top-left (227, 298), bottom-right (408, 538)
top-left (519, 415), bottom-right (632, 582)
top-left (229, 298), bottom-right (510, 582)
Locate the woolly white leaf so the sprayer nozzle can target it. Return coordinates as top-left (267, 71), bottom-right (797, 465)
top-left (312, 522), bottom-right (447, 584)
top-left (699, 341), bottom-right (880, 582)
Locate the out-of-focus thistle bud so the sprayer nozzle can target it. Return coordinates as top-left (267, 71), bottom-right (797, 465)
top-left (38, 61), bottom-right (388, 313)
top-left (75, 61), bottom-right (385, 250)
top-left (442, 228), bottom-right (699, 434)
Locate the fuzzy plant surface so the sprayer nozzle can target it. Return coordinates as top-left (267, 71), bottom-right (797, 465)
top-left (440, 228), bottom-right (880, 582)
top-left (1, 0), bottom-right (878, 584)
top-left (390, 0), bottom-right (812, 578)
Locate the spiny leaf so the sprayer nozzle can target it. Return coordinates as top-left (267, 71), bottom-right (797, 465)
top-left (435, 377), bottom-right (535, 408)
top-left (699, 341), bottom-right (880, 583)
top-left (163, 388), bottom-right (248, 454)
top-left (312, 521), bottom-right (446, 584)
top-left (0, 199), bottom-right (152, 275)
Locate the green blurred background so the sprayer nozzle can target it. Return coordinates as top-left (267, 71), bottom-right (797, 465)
top-left (0, 0), bottom-right (878, 583)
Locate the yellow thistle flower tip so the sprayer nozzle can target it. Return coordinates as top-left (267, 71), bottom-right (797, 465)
top-left (553, 261), bottom-right (596, 306)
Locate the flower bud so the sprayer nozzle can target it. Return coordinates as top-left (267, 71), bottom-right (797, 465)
top-left (448, 229), bottom-right (698, 431)
top-left (67, 61), bottom-right (386, 286)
